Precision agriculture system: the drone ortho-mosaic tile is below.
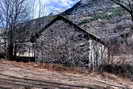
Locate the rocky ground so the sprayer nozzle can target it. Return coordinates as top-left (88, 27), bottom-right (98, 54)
top-left (0, 60), bottom-right (132, 89)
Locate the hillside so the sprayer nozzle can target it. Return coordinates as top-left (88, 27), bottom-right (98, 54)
top-left (0, 60), bottom-right (132, 89)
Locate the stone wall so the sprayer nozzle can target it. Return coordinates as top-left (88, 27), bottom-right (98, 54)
top-left (35, 19), bottom-right (107, 69)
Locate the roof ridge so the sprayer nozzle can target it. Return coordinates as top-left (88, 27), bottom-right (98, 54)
top-left (30, 15), bottom-right (106, 46)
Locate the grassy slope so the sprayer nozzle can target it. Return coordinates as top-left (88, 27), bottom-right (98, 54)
top-left (0, 60), bottom-right (132, 89)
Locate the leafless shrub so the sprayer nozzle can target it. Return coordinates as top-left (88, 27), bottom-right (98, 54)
top-left (0, 0), bottom-right (31, 59)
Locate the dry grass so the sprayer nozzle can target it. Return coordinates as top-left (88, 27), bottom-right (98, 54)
top-left (1, 59), bottom-right (133, 81)
top-left (0, 59), bottom-right (133, 89)
top-left (0, 59), bottom-right (89, 74)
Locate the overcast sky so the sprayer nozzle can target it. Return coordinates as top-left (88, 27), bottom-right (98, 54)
top-left (33, 0), bottom-right (79, 18)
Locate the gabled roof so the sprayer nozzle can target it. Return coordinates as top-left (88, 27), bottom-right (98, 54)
top-left (15, 15), bottom-right (107, 46)
top-left (30, 15), bottom-right (106, 46)
top-left (15, 15), bottom-right (58, 42)
top-left (16, 15), bottom-right (57, 31)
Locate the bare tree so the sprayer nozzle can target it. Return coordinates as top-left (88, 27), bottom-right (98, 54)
top-left (110, 0), bottom-right (133, 21)
top-left (0, 0), bottom-right (30, 59)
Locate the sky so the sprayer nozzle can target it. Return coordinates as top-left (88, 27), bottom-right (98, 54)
top-left (33, 0), bottom-right (79, 18)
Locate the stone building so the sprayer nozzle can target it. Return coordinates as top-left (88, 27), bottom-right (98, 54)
top-left (33, 16), bottom-right (108, 68)
top-left (15, 15), bottom-right (108, 69)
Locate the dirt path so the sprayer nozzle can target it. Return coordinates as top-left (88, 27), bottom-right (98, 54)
top-left (0, 60), bottom-right (132, 89)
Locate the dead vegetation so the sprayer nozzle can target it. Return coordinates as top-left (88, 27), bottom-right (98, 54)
top-left (0, 60), bottom-right (132, 89)
top-left (0, 60), bottom-right (90, 74)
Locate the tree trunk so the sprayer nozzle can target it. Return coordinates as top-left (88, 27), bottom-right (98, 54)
top-left (7, 29), bottom-right (14, 59)
top-left (8, 43), bottom-right (14, 59)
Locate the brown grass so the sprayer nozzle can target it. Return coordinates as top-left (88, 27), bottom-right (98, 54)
top-left (0, 59), bottom-right (89, 74)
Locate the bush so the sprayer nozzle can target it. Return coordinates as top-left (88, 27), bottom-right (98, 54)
top-left (99, 64), bottom-right (133, 80)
